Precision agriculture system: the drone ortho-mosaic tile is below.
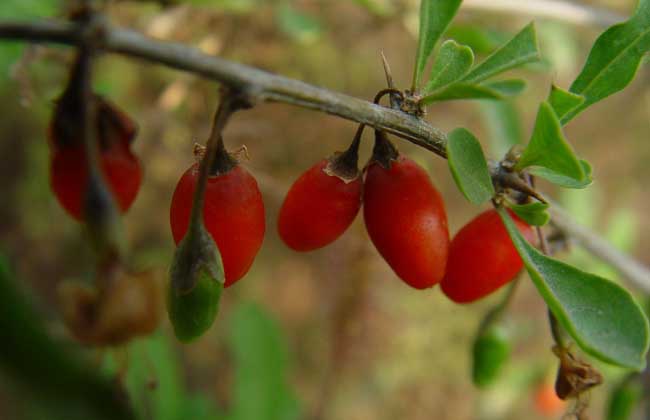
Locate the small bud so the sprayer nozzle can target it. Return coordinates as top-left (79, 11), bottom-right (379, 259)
top-left (472, 326), bottom-right (510, 388)
top-left (167, 222), bottom-right (225, 342)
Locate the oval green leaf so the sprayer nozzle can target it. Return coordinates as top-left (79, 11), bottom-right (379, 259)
top-left (421, 80), bottom-right (524, 103)
top-left (462, 22), bottom-right (540, 84)
top-left (515, 101), bottom-right (586, 183)
top-left (562, 0), bottom-right (650, 123)
top-left (498, 208), bottom-right (649, 370)
top-left (548, 85), bottom-right (584, 122)
top-left (412, 0), bottom-right (463, 89)
top-left (423, 39), bottom-right (474, 95)
top-left (508, 201), bottom-right (550, 226)
top-left (447, 128), bottom-right (495, 204)
top-left (529, 159), bottom-right (593, 189)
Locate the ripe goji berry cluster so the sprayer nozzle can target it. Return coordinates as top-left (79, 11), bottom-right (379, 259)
top-left (278, 128), bottom-right (534, 300)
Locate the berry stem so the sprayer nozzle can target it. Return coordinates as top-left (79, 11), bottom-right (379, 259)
top-left (187, 89), bottom-right (249, 239)
top-left (326, 123), bottom-right (364, 181)
top-left (208, 134), bottom-right (238, 177)
top-left (477, 276), bottom-right (521, 336)
top-left (72, 25), bottom-right (126, 269)
top-left (370, 129), bottom-right (399, 169)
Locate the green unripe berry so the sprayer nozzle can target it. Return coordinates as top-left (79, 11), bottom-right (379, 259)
top-left (472, 326), bottom-right (510, 388)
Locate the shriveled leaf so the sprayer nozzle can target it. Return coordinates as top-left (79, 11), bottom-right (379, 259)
top-left (529, 159), bottom-right (593, 189)
top-left (423, 40), bottom-right (474, 94)
top-left (446, 128), bottom-right (495, 204)
top-left (462, 22), bottom-right (540, 84)
top-left (515, 101), bottom-right (585, 183)
top-left (561, 0), bottom-right (650, 123)
top-left (508, 202), bottom-right (550, 226)
top-left (498, 208), bottom-right (650, 370)
top-left (412, 0), bottom-right (463, 89)
top-left (548, 85), bottom-right (585, 120)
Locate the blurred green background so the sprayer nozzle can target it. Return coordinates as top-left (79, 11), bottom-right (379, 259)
top-left (0, 0), bottom-right (649, 419)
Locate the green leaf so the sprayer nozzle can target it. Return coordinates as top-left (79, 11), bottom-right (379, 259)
top-left (421, 80), bottom-right (524, 103)
top-left (446, 128), bottom-right (495, 204)
top-left (548, 84), bottom-right (585, 120)
top-left (479, 101), bottom-right (522, 155)
top-left (508, 202), bottom-right (550, 226)
top-left (412, 0), bottom-right (463, 89)
top-left (352, 0), bottom-right (395, 16)
top-left (228, 304), bottom-right (301, 420)
top-left (529, 159), bottom-right (593, 189)
top-left (561, 0), bottom-right (650, 123)
top-left (445, 25), bottom-right (509, 55)
top-left (462, 22), bottom-right (540, 84)
top-left (606, 378), bottom-right (643, 420)
top-left (423, 40), bottom-right (474, 94)
top-left (483, 79), bottom-right (527, 96)
top-left (276, 3), bottom-right (323, 44)
top-left (497, 208), bottom-right (650, 370)
top-left (515, 101), bottom-right (585, 183)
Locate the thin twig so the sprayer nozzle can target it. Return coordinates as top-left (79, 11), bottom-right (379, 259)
top-left (549, 204), bottom-right (650, 293)
top-left (462, 0), bottom-right (625, 28)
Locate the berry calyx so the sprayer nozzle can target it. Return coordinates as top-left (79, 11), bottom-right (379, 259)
top-left (363, 130), bottom-right (449, 289)
top-left (169, 139), bottom-right (265, 287)
top-left (440, 209), bottom-right (535, 303)
top-left (278, 125), bottom-right (364, 251)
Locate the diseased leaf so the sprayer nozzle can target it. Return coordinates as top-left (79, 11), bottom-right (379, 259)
top-left (446, 128), bottom-right (495, 204)
top-left (412, 0), bottom-right (463, 89)
top-left (560, 0), bottom-right (650, 123)
top-left (462, 22), bottom-right (540, 84)
top-left (548, 85), bottom-right (585, 119)
top-left (498, 208), bottom-right (649, 370)
top-left (423, 40), bottom-right (474, 94)
top-left (529, 159), bottom-right (593, 189)
top-left (508, 202), bottom-right (550, 226)
top-left (515, 101), bottom-right (585, 183)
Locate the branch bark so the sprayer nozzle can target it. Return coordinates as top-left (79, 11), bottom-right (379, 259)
top-left (1, 18), bottom-right (649, 293)
top-left (0, 20), bottom-right (448, 156)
